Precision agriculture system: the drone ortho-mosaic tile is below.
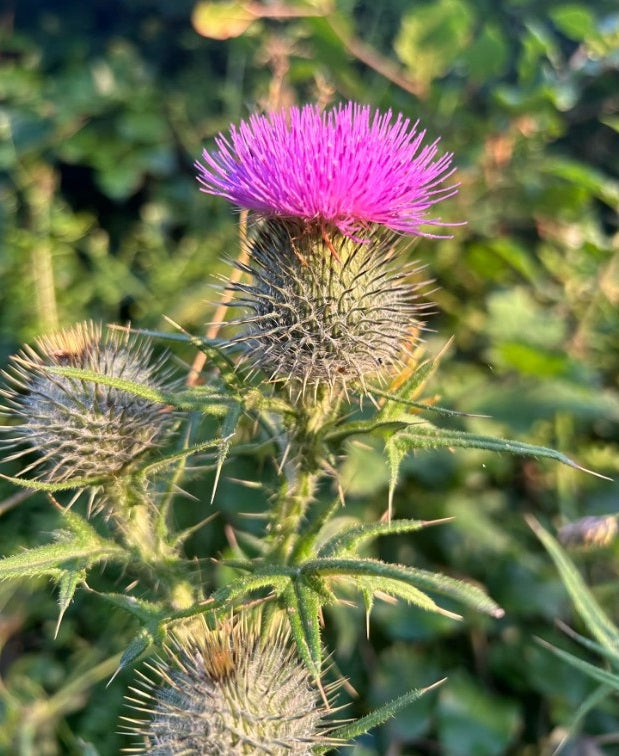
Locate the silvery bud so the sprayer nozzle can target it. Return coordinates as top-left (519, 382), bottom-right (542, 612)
top-left (0, 322), bottom-right (177, 492)
top-left (225, 220), bottom-right (429, 396)
top-left (123, 616), bottom-right (339, 754)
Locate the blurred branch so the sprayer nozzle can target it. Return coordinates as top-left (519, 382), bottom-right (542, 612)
top-left (325, 14), bottom-right (426, 99)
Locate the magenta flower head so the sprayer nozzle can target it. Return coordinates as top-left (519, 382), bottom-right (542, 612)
top-left (196, 101), bottom-right (459, 239)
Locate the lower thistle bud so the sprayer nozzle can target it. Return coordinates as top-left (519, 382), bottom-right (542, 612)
top-left (225, 220), bottom-right (430, 396)
top-left (122, 616), bottom-right (340, 754)
top-left (0, 322), bottom-right (177, 495)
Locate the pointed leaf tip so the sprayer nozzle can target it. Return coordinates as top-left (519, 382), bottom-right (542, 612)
top-left (328, 676), bottom-right (447, 742)
top-left (54, 568), bottom-right (86, 638)
top-left (108, 628), bottom-right (153, 687)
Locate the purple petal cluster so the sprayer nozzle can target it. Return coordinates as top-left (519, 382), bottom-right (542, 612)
top-left (196, 102), bottom-right (458, 238)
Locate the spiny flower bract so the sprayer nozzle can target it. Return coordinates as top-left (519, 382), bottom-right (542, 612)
top-left (223, 220), bottom-right (430, 395)
top-left (196, 101), bottom-right (458, 239)
top-left (0, 322), bottom-right (177, 489)
top-left (122, 616), bottom-right (340, 755)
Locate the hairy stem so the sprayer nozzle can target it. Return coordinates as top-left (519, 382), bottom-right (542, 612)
top-left (269, 388), bottom-right (341, 562)
top-left (108, 478), bottom-right (196, 610)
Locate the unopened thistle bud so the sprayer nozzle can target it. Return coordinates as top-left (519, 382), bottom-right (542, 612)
top-left (225, 220), bottom-right (430, 394)
top-left (0, 322), bottom-right (177, 489)
top-left (122, 616), bottom-right (339, 754)
top-left (558, 515), bottom-right (618, 549)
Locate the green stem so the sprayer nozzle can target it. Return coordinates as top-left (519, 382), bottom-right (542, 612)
top-left (108, 477), bottom-right (196, 610)
top-left (271, 465), bottom-right (319, 562)
top-left (269, 387), bottom-right (342, 562)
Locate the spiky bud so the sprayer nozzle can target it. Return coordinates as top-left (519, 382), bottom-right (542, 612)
top-left (225, 220), bottom-right (429, 395)
top-left (0, 322), bottom-right (177, 487)
top-left (122, 616), bottom-right (339, 754)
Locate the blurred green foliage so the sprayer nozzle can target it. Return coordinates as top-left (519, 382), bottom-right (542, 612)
top-left (1, 0), bottom-right (618, 753)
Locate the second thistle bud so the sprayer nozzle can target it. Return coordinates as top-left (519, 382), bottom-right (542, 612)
top-left (0, 322), bottom-right (177, 492)
top-left (226, 221), bottom-right (429, 395)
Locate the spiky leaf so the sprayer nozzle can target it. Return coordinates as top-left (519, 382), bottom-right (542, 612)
top-left (303, 558), bottom-right (503, 618)
top-left (322, 678), bottom-right (447, 748)
top-left (536, 638), bottom-right (619, 692)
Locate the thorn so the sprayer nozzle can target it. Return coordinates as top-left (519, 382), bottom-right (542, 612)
top-left (386, 486), bottom-right (394, 523)
top-left (54, 608), bottom-right (66, 640)
top-left (320, 223), bottom-right (342, 262)
top-left (210, 459), bottom-right (223, 505)
top-left (171, 484), bottom-right (199, 502)
top-left (380, 506), bottom-right (392, 524)
top-left (316, 673), bottom-right (330, 709)
top-left (225, 477), bottom-right (262, 489)
top-left (106, 663), bottom-right (124, 688)
top-left (423, 516), bottom-right (456, 527)
top-left (423, 677), bottom-right (448, 695)
top-left (277, 441), bottom-right (292, 475)
top-left (210, 436), bottom-right (233, 505)
top-left (224, 523), bottom-right (239, 552)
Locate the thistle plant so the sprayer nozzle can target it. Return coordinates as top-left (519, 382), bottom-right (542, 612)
top-left (0, 101), bottom-right (603, 753)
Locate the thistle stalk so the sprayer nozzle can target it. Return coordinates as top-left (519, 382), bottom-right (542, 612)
top-left (108, 477), bottom-right (196, 610)
top-left (270, 388), bottom-right (341, 563)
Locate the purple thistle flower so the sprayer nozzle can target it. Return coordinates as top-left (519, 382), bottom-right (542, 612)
top-left (196, 102), bottom-right (459, 239)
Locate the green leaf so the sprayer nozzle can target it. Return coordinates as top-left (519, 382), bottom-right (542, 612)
top-left (391, 425), bottom-right (609, 478)
top-left (112, 628), bottom-right (154, 681)
top-left (556, 621), bottom-right (619, 670)
top-left (291, 498), bottom-right (342, 563)
top-left (281, 580), bottom-right (323, 680)
top-left (528, 517), bottom-right (619, 653)
top-left (192, 1), bottom-right (255, 41)
top-left (138, 436), bottom-right (231, 479)
top-left (385, 433), bottom-right (411, 519)
top-left (0, 473), bottom-right (105, 491)
top-left (352, 574), bottom-right (461, 620)
top-left (54, 567), bottom-right (87, 638)
top-left (548, 683), bottom-right (614, 755)
top-left (536, 638), bottom-right (619, 693)
top-left (168, 388), bottom-right (238, 415)
top-left (303, 558), bottom-right (503, 618)
top-left (0, 524), bottom-right (126, 581)
top-left (372, 389), bottom-right (481, 420)
top-left (209, 571), bottom-right (290, 609)
top-left (378, 342), bottom-right (452, 422)
top-left (542, 157), bottom-right (619, 208)
top-left (394, 0), bottom-right (473, 84)
top-left (96, 592), bottom-right (165, 624)
top-left (324, 679), bottom-right (446, 746)
top-left (318, 518), bottom-right (449, 558)
top-left (42, 364), bottom-right (173, 405)
top-left (324, 419), bottom-right (408, 444)
top-left (549, 5), bottom-right (598, 41)
top-left (437, 670), bottom-right (520, 754)
top-left (464, 22), bottom-right (508, 81)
